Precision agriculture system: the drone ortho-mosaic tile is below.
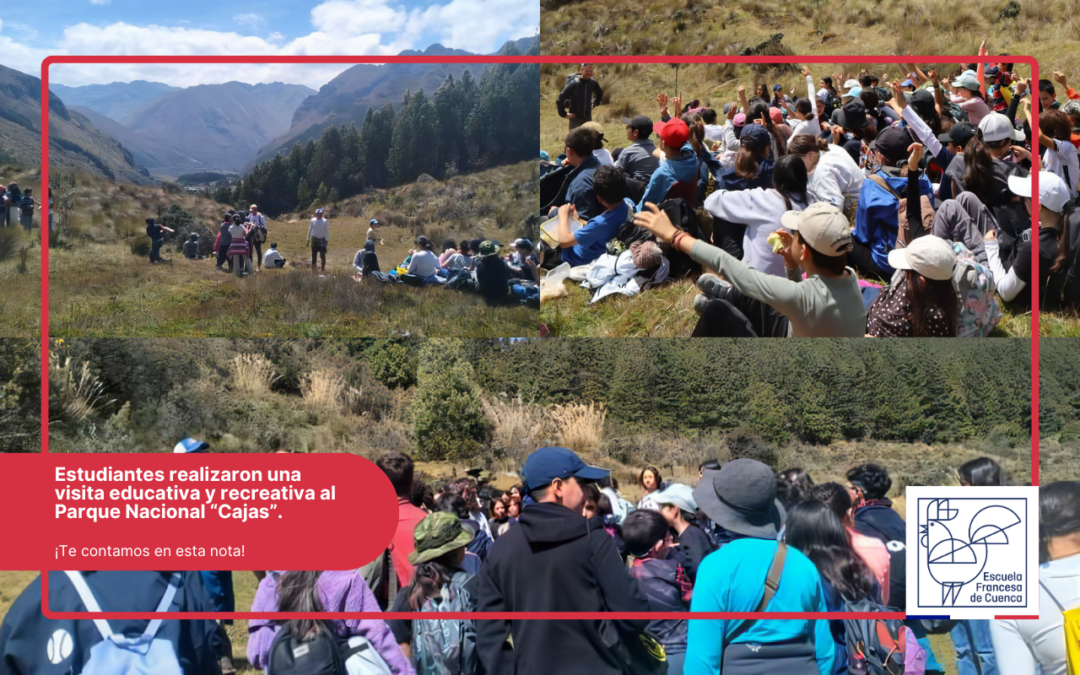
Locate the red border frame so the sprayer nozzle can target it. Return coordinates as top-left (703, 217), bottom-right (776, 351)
top-left (36, 53), bottom-right (1039, 622)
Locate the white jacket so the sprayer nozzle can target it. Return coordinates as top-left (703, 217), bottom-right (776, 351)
top-left (808, 144), bottom-right (865, 209)
top-left (991, 554), bottom-right (1080, 675)
top-left (703, 188), bottom-right (807, 278)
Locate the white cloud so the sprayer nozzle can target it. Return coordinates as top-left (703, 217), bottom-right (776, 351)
top-left (89, 0), bottom-right (110, 5)
top-left (232, 13), bottom-right (265, 29)
top-left (310, 0), bottom-right (407, 34)
top-left (4, 0), bottom-right (536, 88)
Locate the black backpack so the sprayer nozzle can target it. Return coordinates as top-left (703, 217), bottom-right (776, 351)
top-left (146, 222), bottom-right (157, 237)
top-left (268, 623), bottom-right (393, 675)
top-left (656, 198), bottom-right (704, 278)
top-left (268, 625), bottom-right (346, 675)
top-left (540, 164), bottom-right (573, 213)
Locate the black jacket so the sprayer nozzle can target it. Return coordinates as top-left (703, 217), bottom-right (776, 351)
top-left (628, 556), bottom-right (689, 652)
top-left (556, 75), bottom-right (603, 122)
top-left (476, 256), bottom-right (511, 304)
top-left (476, 502), bottom-right (650, 675)
top-left (0, 571), bottom-right (223, 675)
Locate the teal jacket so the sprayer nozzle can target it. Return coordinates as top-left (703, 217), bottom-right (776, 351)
top-left (684, 538), bottom-right (836, 674)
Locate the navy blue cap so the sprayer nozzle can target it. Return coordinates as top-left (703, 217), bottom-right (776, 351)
top-left (521, 447), bottom-right (609, 493)
top-left (772, 84), bottom-right (782, 92)
top-left (739, 123), bottom-right (770, 147)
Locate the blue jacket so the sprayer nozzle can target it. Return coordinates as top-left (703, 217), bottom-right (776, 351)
top-left (636, 143), bottom-right (699, 212)
top-left (684, 538), bottom-right (836, 675)
top-left (0, 571), bottom-right (224, 675)
top-left (854, 172), bottom-right (934, 275)
top-left (565, 155), bottom-right (604, 221)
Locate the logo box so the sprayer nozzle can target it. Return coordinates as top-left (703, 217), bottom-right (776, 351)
top-left (906, 486), bottom-right (1039, 619)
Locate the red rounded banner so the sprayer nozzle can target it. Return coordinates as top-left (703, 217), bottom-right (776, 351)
top-left (0, 453), bottom-right (397, 571)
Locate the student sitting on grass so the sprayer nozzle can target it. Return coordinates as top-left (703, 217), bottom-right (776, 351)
top-left (475, 240), bottom-right (511, 305)
top-left (263, 242), bottom-right (286, 268)
top-left (635, 200), bottom-right (865, 337)
top-left (985, 170), bottom-right (1072, 311)
top-left (622, 509), bottom-right (692, 675)
top-left (555, 165), bottom-right (632, 267)
top-left (183, 233), bottom-right (201, 259)
top-left (635, 117), bottom-right (700, 212)
top-left (353, 239), bottom-right (379, 277)
top-left (852, 126), bottom-right (935, 280)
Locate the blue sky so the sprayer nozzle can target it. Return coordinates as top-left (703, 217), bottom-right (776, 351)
top-left (1, 0), bottom-right (537, 87)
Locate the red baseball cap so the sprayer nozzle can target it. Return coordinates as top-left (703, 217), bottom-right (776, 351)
top-left (654, 118), bottom-right (690, 148)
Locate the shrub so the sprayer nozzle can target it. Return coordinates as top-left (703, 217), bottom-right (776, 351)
top-left (726, 428), bottom-right (778, 469)
top-left (366, 339), bottom-right (418, 389)
top-left (0, 228), bottom-right (19, 262)
top-left (229, 354), bottom-right (281, 396)
top-left (411, 340), bottom-right (491, 461)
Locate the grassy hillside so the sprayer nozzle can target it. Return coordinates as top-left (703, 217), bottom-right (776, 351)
top-left (539, 0), bottom-right (1079, 73)
top-left (47, 163), bottom-right (540, 337)
top-left (0, 167), bottom-right (44, 337)
top-left (539, 61), bottom-right (1034, 337)
top-left (0, 64), bottom-right (153, 186)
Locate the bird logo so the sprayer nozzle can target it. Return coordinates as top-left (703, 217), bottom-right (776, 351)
top-left (920, 499), bottom-right (1021, 606)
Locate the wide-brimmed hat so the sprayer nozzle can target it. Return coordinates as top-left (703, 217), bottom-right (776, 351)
top-left (693, 459), bottom-right (786, 539)
top-left (408, 512), bottom-right (474, 565)
top-left (581, 121), bottom-right (607, 143)
top-left (478, 240), bottom-right (500, 257)
top-left (651, 483), bottom-right (697, 514)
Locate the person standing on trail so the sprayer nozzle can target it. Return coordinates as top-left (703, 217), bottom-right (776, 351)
top-left (306, 207), bottom-right (329, 274)
top-left (214, 213), bottom-right (233, 273)
top-left (245, 204), bottom-right (268, 270)
top-left (557, 64), bottom-right (603, 131)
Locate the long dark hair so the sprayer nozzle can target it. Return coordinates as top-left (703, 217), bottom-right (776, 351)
top-left (786, 134), bottom-right (828, 157)
top-left (408, 553), bottom-right (462, 610)
top-left (905, 271), bottom-right (960, 337)
top-left (794, 97), bottom-right (815, 121)
top-left (962, 131), bottom-right (1000, 205)
top-left (681, 114), bottom-right (706, 154)
top-left (276, 571), bottom-right (326, 640)
top-left (1040, 481), bottom-right (1080, 564)
top-left (785, 500), bottom-right (878, 602)
top-left (957, 457), bottom-right (1007, 486)
top-left (822, 77), bottom-right (838, 97)
top-left (734, 140), bottom-right (770, 180)
top-left (772, 155), bottom-right (809, 210)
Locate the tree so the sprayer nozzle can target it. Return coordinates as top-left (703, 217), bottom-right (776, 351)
top-left (410, 340), bottom-right (491, 461)
top-left (296, 178), bottom-right (312, 210)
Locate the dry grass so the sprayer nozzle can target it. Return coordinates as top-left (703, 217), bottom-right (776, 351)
top-left (550, 402), bottom-right (608, 453)
top-left (540, 0), bottom-right (1080, 72)
top-left (0, 169), bottom-right (44, 337)
top-left (300, 368), bottom-right (361, 415)
top-left (230, 354), bottom-right (281, 396)
top-left (48, 353), bottom-right (110, 423)
top-left (483, 395), bottom-right (550, 459)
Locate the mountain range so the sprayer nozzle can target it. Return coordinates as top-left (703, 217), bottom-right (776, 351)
top-left (1, 35), bottom-right (537, 183)
top-left (0, 64), bottom-right (154, 184)
top-left (250, 36), bottom-right (538, 167)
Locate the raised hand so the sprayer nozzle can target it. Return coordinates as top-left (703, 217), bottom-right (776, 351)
top-left (1054, 71), bottom-right (1068, 87)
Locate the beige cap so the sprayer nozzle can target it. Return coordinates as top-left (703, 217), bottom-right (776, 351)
top-left (780, 202), bottom-right (853, 257)
top-left (249, 204), bottom-right (258, 210)
top-left (580, 121), bottom-right (607, 142)
top-left (887, 236), bottom-right (956, 281)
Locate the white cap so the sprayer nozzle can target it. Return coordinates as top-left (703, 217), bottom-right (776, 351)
top-left (1008, 171), bottom-right (1071, 214)
top-left (887, 236), bottom-right (956, 281)
top-left (780, 202), bottom-right (853, 256)
top-left (843, 79), bottom-right (861, 93)
top-left (951, 74), bottom-right (980, 91)
top-left (315, 208), bottom-right (325, 214)
top-left (249, 204), bottom-right (258, 210)
top-left (978, 112), bottom-right (1025, 143)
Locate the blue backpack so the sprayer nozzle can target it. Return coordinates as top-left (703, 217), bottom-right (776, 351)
top-left (64, 571), bottom-right (183, 675)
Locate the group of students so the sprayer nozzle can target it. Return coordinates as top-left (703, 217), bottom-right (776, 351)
top-left (5, 446), bottom-right (1078, 675)
top-left (543, 57), bottom-right (1080, 335)
top-left (356, 230), bottom-right (540, 306)
top-left (0, 183), bottom-right (46, 233)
